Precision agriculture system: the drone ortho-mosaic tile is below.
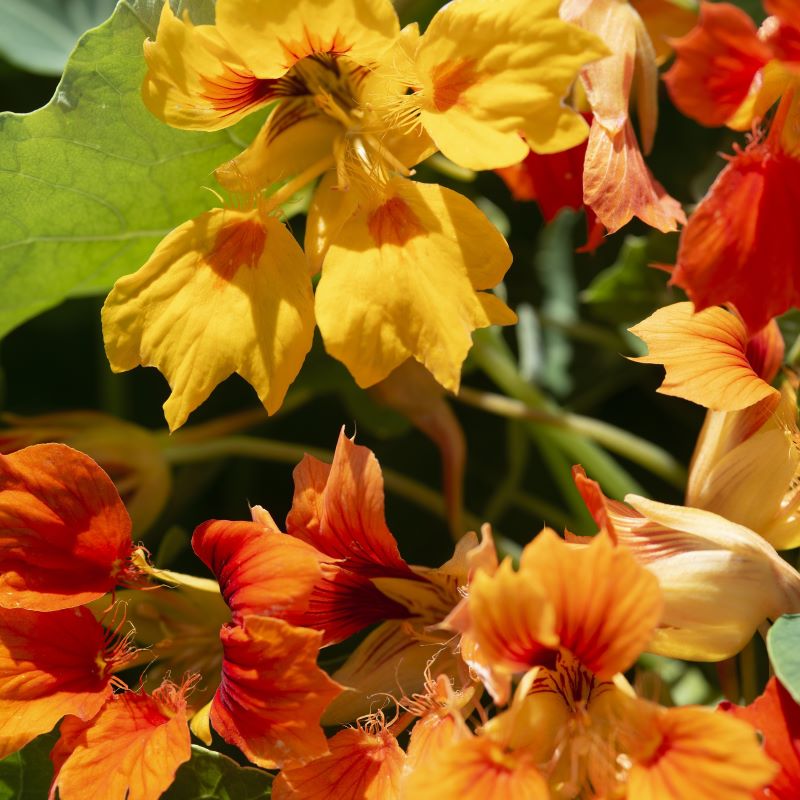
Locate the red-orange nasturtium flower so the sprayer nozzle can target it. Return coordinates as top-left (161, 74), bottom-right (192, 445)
top-left (0, 443), bottom-right (140, 610)
top-left (720, 676), bottom-right (800, 799)
top-left (404, 528), bottom-right (777, 799)
top-left (665, 2), bottom-right (800, 332)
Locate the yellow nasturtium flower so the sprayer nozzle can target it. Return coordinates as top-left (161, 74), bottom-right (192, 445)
top-left (104, 0), bottom-right (607, 426)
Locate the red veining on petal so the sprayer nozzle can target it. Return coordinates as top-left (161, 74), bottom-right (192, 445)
top-left (279, 27), bottom-right (353, 70)
top-left (367, 197), bottom-right (425, 247)
top-left (431, 58), bottom-right (479, 112)
top-left (200, 66), bottom-right (278, 117)
top-left (205, 219), bottom-right (267, 282)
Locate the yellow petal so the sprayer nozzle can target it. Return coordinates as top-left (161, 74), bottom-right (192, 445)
top-left (215, 99), bottom-right (342, 193)
top-left (410, 0), bottom-right (608, 169)
top-left (630, 0), bottom-right (698, 65)
top-left (102, 209), bottom-right (315, 430)
top-left (215, 0), bottom-right (399, 79)
top-left (314, 177), bottom-right (514, 391)
top-left (629, 302), bottom-right (779, 411)
top-left (142, 3), bottom-right (274, 131)
top-left (304, 172), bottom-right (361, 273)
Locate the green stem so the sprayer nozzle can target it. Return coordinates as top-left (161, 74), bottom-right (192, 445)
top-left (470, 329), bottom-right (646, 505)
top-left (161, 435), bottom-right (489, 538)
top-left (739, 638), bottom-right (759, 705)
top-left (457, 386), bottom-right (686, 490)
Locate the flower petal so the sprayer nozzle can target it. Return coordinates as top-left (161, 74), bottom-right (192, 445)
top-left (212, 615), bottom-right (341, 767)
top-left (192, 519), bottom-right (321, 622)
top-left (663, 1), bottom-right (772, 127)
top-left (273, 726), bottom-right (405, 800)
top-left (142, 3), bottom-right (277, 130)
top-left (0, 607), bottom-right (113, 758)
top-left (410, 0), bottom-right (606, 169)
top-left (216, 0), bottom-right (399, 79)
top-left (0, 443), bottom-right (132, 610)
top-left (315, 177), bottom-right (513, 391)
top-left (102, 208), bottom-right (315, 430)
top-left (49, 686), bottom-right (191, 800)
top-left (628, 302), bottom-right (779, 411)
top-left (671, 138), bottom-right (800, 335)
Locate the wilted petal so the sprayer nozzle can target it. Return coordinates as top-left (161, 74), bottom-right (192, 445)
top-left (0, 443), bottom-right (133, 610)
top-left (212, 615), bottom-right (341, 767)
top-left (49, 683), bottom-right (191, 800)
top-left (102, 208), bottom-right (315, 430)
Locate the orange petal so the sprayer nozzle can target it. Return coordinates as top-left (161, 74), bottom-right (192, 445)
top-left (0, 607), bottom-right (115, 758)
top-left (630, 0), bottom-right (698, 64)
top-left (191, 519), bottom-right (321, 622)
top-left (286, 430), bottom-right (414, 579)
top-left (664, 1), bottom-right (771, 127)
top-left (211, 615), bottom-right (341, 767)
top-left (627, 704), bottom-right (778, 799)
top-left (720, 677), bottom-right (800, 798)
top-left (401, 735), bottom-right (549, 800)
top-left (273, 726), bottom-right (405, 800)
top-left (628, 302), bottom-right (780, 411)
top-left (0, 443), bottom-right (133, 611)
top-left (583, 119), bottom-right (685, 233)
top-left (671, 138), bottom-right (800, 335)
top-left (49, 684), bottom-right (191, 800)
top-left (520, 529), bottom-right (662, 679)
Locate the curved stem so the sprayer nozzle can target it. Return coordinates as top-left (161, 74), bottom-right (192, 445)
top-left (457, 386), bottom-right (687, 490)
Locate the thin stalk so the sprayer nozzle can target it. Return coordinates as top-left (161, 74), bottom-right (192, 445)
top-left (739, 638), bottom-right (759, 705)
top-left (457, 386), bottom-right (686, 490)
top-left (261, 155), bottom-right (335, 214)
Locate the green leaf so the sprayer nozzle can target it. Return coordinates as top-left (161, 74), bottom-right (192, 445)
top-left (0, 0), bottom-right (117, 76)
top-left (0, 731), bottom-right (58, 800)
top-left (0, 0), bottom-right (264, 340)
top-left (582, 236), bottom-right (675, 325)
top-left (767, 614), bottom-right (800, 704)
top-left (161, 746), bottom-right (272, 800)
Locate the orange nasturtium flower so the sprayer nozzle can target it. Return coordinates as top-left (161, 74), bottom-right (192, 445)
top-left (401, 529), bottom-right (777, 799)
top-left (629, 302), bottom-right (800, 550)
top-left (665, 1), bottom-right (800, 333)
top-left (102, 0), bottom-right (608, 428)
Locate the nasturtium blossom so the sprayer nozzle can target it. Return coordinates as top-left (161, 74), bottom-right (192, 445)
top-left (0, 443), bottom-right (138, 610)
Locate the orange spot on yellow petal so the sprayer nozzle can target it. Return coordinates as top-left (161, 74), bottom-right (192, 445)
top-left (205, 218), bottom-right (267, 282)
top-left (367, 197), bottom-right (426, 247)
top-left (431, 58), bottom-right (479, 112)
